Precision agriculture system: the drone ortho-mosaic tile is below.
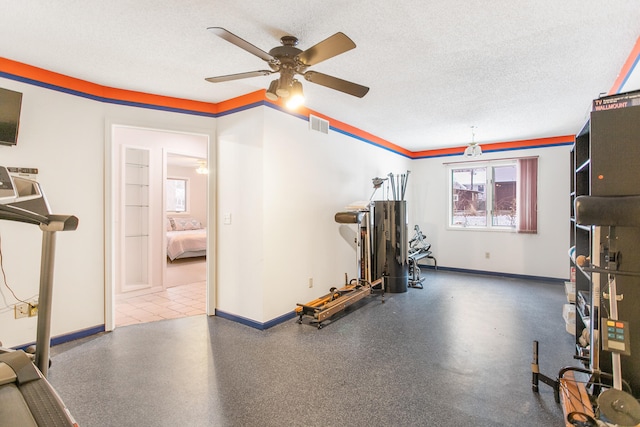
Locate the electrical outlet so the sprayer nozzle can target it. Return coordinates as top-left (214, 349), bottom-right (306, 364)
top-left (14, 303), bottom-right (29, 319)
top-left (308, 278), bottom-right (313, 288)
top-left (29, 303), bottom-right (38, 317)
top-left (485, 252), bottom-right (490, 259)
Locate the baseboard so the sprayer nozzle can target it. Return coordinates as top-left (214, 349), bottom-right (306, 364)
top-left (13, 324), bottom-right (106, 351)
top-left (417, 264), bottom-right (567, 284)
top-left (214, 309), bottom-right (297, 330)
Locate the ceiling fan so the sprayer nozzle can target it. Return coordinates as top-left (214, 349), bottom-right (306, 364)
top-left (205, 27), bottom-right (369, 105)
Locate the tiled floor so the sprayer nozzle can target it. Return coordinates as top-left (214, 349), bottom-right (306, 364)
top-left (115, 281), bottom-right (206, 327)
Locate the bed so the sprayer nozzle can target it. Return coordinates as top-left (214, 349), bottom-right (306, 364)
top-left (166, 217), bottom-right (207, 261)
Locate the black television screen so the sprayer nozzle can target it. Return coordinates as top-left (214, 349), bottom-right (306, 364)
top-left (0, 87), bottom-right (23, 146)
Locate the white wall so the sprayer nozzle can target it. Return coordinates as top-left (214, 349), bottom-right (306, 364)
top-left (0, 79), bottom-right (106, 347)
top-left (410, 145), bottom-right (572, 279)
top-left (216, 107), bottom-right (266, 322)
top-left (215, 106), bottom-right (411, 323)
top-left (261, 108), bottom-right (410, 322)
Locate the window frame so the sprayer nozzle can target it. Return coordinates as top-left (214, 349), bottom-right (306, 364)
top-left (166, 176), bottom-right (190, 214)
top-left (447, 159), bottom-right (518, 232)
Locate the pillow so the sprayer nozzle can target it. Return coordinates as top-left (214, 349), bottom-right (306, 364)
top-left (171, 217), bottom-right (202, 231)
top-left (166, 219), bottom-right (174, 231)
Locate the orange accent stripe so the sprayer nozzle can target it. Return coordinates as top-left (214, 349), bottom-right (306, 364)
top-left (0, 57), bottom-right (105, 95)
top-left (106, 87), bottom-right (218, 114)
top-left (218, 90), bottom-right (268, 113)
top-left (609, 35), bottom-right (640, 95)
top-left (480, 135), bottom-right (575, 151)
top-left (1, 57), bottom-right (575, 157)
top-left (412, 135), bottom-right (575, 159)
top-left (0, 57), bottom-right (218, 115)
top-left (286, 106), bottom-right (414, 158)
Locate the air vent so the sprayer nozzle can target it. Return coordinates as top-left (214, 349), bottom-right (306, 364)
top-left (309, 114), bottom-right (329, 134)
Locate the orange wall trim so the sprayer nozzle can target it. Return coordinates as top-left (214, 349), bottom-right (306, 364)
top-left (264, 102), bottom-right (414, 158)
top-left (609, 35), bottom-right (640, 95)
top-left (412, 135), bottom-right (575, 159)
top-left (2, 56), bottom-right (574, 158)
top-left (0, 57), bottom-right (218, 116)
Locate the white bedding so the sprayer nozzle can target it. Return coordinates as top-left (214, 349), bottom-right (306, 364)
top-left (166, 228), bottom-right (207, 261)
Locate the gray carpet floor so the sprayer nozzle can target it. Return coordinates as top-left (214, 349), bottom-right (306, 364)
top-left (48, 270), bottom-right (576, 426)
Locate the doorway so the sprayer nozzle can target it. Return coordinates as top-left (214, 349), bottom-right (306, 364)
top-left (107, 124), bottom-right (212, 329)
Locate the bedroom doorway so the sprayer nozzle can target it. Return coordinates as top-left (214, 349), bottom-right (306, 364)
top-left (109, 125), bottom-right (211, 329)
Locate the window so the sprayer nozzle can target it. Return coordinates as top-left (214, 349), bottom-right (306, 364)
top-left (166, 178), bottom-right (188, 213)
top-left (449, 157), bottom-right (537, 233)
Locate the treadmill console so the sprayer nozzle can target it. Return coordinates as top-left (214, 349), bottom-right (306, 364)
top-left (602, 318), bottom-right (631, 356)
top-left (0, 166), bottom-right (17, 200)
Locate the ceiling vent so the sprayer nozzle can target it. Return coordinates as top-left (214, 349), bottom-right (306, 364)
top-left (309, 114), bottom-right (329, 134)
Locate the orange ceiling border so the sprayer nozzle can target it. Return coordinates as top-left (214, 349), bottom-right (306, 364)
top-left (411, 135), bottom-right (575, 159)
top-left (0, 57), bottom-right (582, 159)
top-left (609, 35), bottom-right (640, 95)
top-left (0, 57), bottom-right (218, 116)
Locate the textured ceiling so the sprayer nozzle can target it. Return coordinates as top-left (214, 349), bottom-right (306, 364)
top-left (1, 1), bottom-right (639, 152)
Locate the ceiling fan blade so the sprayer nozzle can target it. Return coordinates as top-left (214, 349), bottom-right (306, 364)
top-left (205, 70), bottom-right (273, 83)
top-left (208, 27), bottom-right (274, 62)
top-left (303, 71), bottom-right (369, 98)
top-left (297, 32), bottom-right (356, 66)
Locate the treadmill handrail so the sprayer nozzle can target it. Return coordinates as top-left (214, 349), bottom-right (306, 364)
top-left (0, 203), bottom-right (49, 225)
top-left (0, 205), bottom-right (78, 231)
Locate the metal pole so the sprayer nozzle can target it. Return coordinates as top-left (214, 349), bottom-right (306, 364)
top-left (607, 226), bottom-right (622, 390)
top-left (609, 275), bottom-right (622, 390)
top-left (532, 340), bottom-right (539, 392)
top-left (389, 173), bottom-right (396, 201)
top-left (403, 170), bottom-right (410, 201)
top-left (35, 229), bottom-right (56, 377)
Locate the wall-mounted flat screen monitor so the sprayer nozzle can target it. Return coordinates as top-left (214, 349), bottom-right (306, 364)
top-left (0, 87), bottom-right (23, 146)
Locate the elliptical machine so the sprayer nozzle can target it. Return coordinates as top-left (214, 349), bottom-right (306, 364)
top-left (408, 225), bottom-right (437, 289)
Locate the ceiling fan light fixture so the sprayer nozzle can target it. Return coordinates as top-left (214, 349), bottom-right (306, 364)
top-left (464, 126), bottom-right (482, 157)
top-left (285, 80), bottom-right (305, 109)
top-left (266, 79), bottom-right (279, 101)
top-left (276, 68), bottom-right (294, 97)
top-left (276, 86), bottom-right (290, 98)
top-left (196, 160), bottom-right (209, 175)
top-left (464, 143), bottom-right (482, 157)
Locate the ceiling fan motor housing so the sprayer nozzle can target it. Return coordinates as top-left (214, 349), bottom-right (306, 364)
top-left (205, 28), bottom-right (369, 99)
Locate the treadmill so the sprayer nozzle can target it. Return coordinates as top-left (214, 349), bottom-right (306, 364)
top-left (0, 166), bottom-right (78, 426)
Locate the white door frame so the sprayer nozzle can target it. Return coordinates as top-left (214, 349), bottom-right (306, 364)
top-left (104, 119), bottom-right (216, 331)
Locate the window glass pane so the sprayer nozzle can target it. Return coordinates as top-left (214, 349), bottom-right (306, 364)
top-left (492, 165), bottom-right (517, 227)
top-left (166, 178), bottom-right (187, 212)
top-left (451, 167), bottom-right (487, 227)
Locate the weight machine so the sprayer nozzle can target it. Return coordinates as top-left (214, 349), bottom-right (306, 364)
top-left (532, 195), bottom-right (640, 427)
top-left (0, 166), bottom-right (78, 426)
top-left (295, 210), bottom-right (384, 329)
top-left (296, 173), bottom-right (414, 328)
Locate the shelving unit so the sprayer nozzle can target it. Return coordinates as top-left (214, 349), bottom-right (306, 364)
top-left (569, 121), bottom-right (593, 363)
top-left (569, 90), bottom-right (640, 397)
top-left (123, 147), bottom-right (151, 292)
